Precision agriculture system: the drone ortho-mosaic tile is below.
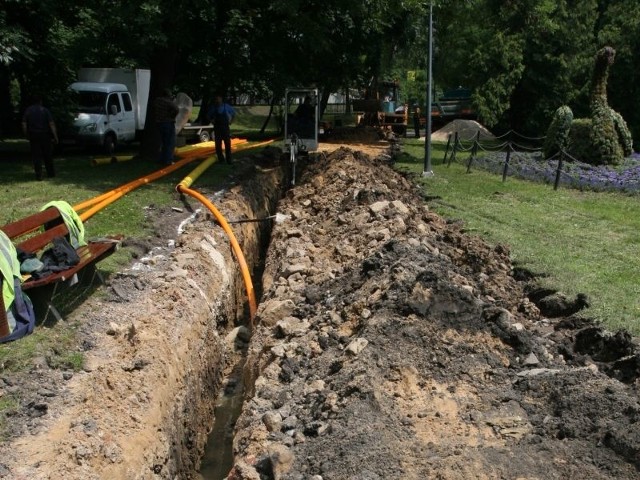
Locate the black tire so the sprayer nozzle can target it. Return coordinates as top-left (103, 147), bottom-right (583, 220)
top-left (392, 125), bottom-right (406, 136)
top-left (103, 134), bottom-right (116, 155)
top-left (199, 131), bottom-right (211, 142)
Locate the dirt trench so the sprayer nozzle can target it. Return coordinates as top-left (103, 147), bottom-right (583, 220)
top-left (0, 133), bottom-right (639, 479)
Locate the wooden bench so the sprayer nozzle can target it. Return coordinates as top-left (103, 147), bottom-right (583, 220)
top-left (1, 207), bottom-right (122, 324)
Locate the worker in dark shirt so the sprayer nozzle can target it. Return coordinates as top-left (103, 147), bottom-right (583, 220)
top-left (293, 95), bottom-right (315, 138)
top-left (22, 95), bottom-right (58, 180)
top-left (413, 105), bottom-right (421, 139)
top-left (154, 88), bottom-right (179, 165)
top-left (207, 95), bottom-right (236, 164)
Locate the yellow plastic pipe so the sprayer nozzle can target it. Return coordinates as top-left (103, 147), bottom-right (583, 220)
top-left (91, 155), bottom-right (136, 166)
top-left (73, 138), bottom-right (249, 213)
top-left (178, 139), bottom-right (274, 189)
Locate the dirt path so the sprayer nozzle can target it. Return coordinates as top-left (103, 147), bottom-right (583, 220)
top-left (0, 132), bottom-right (639, 479)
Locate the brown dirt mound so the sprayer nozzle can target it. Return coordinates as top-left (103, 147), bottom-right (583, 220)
top-left (430, 119), bottom-right (497, 142)
top-left (1, 141), bottom-right (639, 480)
top-left (228, 147), bottom-right (640, 479)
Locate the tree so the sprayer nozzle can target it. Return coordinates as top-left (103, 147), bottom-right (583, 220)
top-left (1, 0), bottom-right (638, 148)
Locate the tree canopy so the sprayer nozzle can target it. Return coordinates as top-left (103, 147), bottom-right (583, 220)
top-left (1, 0), bottom-right (638, 145)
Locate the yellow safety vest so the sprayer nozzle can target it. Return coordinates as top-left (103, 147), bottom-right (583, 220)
top-left (0, 231), bottom-right (22, 332)
top-left (40, 200), bottom-right (87, 248)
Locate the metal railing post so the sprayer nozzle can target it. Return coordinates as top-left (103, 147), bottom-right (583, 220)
top-left (554, 150), bottom-right (565, 190)
top-left (443, 133), bottom-right (452, 165)
top-left (502, 144), bottom-right (512, 182)
top-left (466, 131), bottom-right (480, 173)
top-left (449, 132), bottom-right (459, 167)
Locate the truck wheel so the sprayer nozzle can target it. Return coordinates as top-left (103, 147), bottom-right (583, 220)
top-left (392, 125), bottom-right (406, 136)
top-left (103, 134), bottom-right (116, 155)
top-left (199, 131), bottom-right (211, 142)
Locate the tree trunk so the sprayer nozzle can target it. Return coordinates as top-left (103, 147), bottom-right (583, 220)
top-left (0, 67), bottom-right (15, 137)
top-left (140, 46), bottom-right (178, 161)
top-left (260, 96), bottom-right (276, 134)
top-left (196, 95), bottom-right (211, 125)
top-left (319, 86), bottom-right (332, 119)
top-left (345, 86), bottom-right (351, 114)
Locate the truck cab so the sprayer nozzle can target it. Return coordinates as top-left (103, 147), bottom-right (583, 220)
top-left (68, 82), bottom-right (136, 154)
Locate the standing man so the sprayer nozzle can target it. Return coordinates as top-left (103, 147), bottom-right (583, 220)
top-left (154, 88), bottom-right (179, 165)
top-left (413, 104), bottom-right (421, 139)
top-left (207, 94), bottom-right (235, 164)
top-left (22, 95), bottom-right (58, 180)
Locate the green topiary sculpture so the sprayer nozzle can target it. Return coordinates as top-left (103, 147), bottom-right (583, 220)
top-left (544, 46), bottom-right (633, 165)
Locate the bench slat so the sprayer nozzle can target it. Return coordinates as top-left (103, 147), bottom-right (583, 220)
top-left (1, 208), bottom-right (61, 240)
top-left (17, 223), bottom-right (70, 254)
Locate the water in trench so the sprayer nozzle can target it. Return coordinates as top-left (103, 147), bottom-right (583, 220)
top-left (197, 359), bottom-right (246, 479)
top-left (197, 264), bottom-right (267, 478)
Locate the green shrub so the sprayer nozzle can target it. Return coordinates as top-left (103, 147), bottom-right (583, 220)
top-left (567, 118), bottom-right (593, 163)
top-left (543, 106), bottom-right (573, 158)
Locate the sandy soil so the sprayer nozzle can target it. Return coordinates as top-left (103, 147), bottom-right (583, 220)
top-left (0, 126), bottom-right (639, 480)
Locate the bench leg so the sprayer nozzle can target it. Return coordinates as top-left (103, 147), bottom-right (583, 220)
top-left (44, 268), bottom-right (104, 323)
top-left (44, 302), bottom-right (64, 323)
top-left (27, 265), bottom-right (108, 324)
top-left (41, 281), bottom-right (63, 323)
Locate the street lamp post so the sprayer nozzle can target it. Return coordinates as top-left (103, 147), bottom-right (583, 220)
top-left (422, 0), bottom-right (434, 177)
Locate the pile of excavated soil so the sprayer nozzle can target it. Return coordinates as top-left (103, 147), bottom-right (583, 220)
top-left (228, 147), bottom-right (640, 479)
top-left (430, 119), bottom-right (497, 142)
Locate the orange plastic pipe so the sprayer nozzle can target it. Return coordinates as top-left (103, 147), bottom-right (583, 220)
top-left (176, 139), bottom-right (274, 321)
top-left (77, 156), bottom-right (196, 222)
top-left (177, 184), bottom-right (257, 320)
top-left (75, 138), bottom-right (274, 320)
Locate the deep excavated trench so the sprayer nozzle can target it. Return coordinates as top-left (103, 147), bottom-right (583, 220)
top-left (195, 151), bottom-right (292, 479)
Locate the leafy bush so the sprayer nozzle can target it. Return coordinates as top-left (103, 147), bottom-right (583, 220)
top-left (567, 118), bottom-right (593, 163)
top-left (543, 106), bottom-right (573, 158)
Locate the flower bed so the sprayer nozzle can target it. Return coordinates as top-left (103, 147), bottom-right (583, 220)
top-left (473, 150), bottom-right (640, 193)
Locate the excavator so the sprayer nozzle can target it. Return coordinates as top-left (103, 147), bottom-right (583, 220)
top-left (283, 88), bottom-right (319, 186)
top-left (351, 80), bottom-right (408, 135)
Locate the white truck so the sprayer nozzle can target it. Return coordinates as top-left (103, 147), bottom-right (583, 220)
top-left (66, 68), bottom-right (151, 154)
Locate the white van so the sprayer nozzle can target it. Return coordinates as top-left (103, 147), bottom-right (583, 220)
top-left (65, 68), bottom-right (150, 154)
top-left (69, 82), bottom-right (136, 154)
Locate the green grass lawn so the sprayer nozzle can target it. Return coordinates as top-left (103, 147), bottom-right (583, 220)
top-left (399, 138), bottom-right (640, 333)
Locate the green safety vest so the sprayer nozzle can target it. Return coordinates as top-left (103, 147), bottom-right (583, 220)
top-left (41, 201), bottom-right (87, 248)
top-left (0, 230), bottom-right (22, 332)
